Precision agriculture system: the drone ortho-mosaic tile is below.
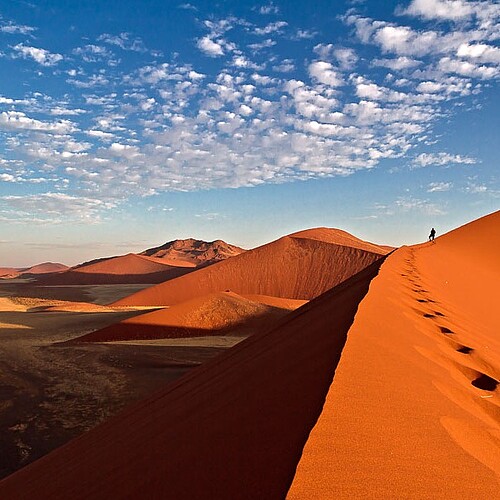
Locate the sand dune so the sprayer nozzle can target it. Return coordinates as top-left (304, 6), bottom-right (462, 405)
top-left (0, 268), bottom-right (20, 279)
top-left (114, 227), bottom-right (390, 306)
top-left (0, 256), bottom-right (385, 499)
top-left (288, 210), bottom-right (500, 498)
top-left (0, 263), bottom-right (68, 279)
top-left (76, 291), bottom-right (297, 342)
top-left (37, 253), bottom-right (193, 285)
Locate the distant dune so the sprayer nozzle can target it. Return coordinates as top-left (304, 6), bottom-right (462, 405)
top-left (77, 291), bottom-right (301, 342)
top-left (141, 238), bottom-right (245, 266)
top-left (114, 227), bottom-right (391, 306)
top-left (0, 262), bottom-right (68, 279)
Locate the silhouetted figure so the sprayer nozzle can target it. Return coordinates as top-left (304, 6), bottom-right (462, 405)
top-left (429, 227), bottom-right (436, 242)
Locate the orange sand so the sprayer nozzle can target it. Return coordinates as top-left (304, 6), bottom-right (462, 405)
top-left (114, 227), bottom-right (389, 306)
top-left (288, 210), bottom-right (499, 498)
top-left (77, 291), bottom-right (296, 342)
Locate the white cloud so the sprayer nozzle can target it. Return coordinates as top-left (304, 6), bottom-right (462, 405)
top-left (254, 21), bottom-right (287, 35)
top-left (1, 193), bottom-right (117, 223)
top-left (395, 196), bottom-right (446, 215)
top-left (373, 56), bottom-right (422, 70)
top-left (413, 152), bottom-right (478, 167)
top-left (12, 44), bottom-right (63, 66)
top-left (438, 56), bottom-right (498, 79)
top-left (259, 4), bottom-right (279, 15)
top-left (0, 22), bottom-right (35, 35)
top-left (197, 36), bottom-right (225, 56)
top-left (98, 33), bottom-right (148, 53)
top-left (272, 59), bottom-right (295, 72)
top-left (0, 111), bottom-right (75, 134)
top-left (308, 61), bottom-right (343, 86)
top-left (402, 0), bottom-right (474, 21)
top-left (313, 44), bottom-right (358, 69)
top-left (427, 181), bottom-right (452, 192)
top-left (248, 38), bottom-right (276, 51)
top-left (457, 43), bottom-right (500, 64)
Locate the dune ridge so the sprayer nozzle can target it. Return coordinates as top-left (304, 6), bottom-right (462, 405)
top-left (0, 256), bottom-right (385, 499)
top-left (114, 228), bottom-right (390, 306)
top-left (287, 210), bottom-right (500, 498)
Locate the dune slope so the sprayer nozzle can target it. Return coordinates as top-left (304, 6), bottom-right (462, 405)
top-left (0, 257), bottom-right (385, 499)
top-left (114, 228), bottom-right (389, 306)
top-left (77, 291), bottom-right (296, 342)
top-left (288, 210), bottom-right (500, 499)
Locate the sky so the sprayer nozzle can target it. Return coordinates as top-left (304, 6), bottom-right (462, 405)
top-left (0, 0), bottom-right (498, 266)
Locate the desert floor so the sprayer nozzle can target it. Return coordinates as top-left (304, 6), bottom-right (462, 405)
top-left (0, 281), bottom-right (239, 479)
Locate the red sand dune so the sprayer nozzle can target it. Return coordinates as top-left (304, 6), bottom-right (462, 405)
top-left (0, 267), bottom-right (20, 279)
top-left (0, 262), bottom-right (68, 279)
top-left (141, 238), bottom-right (245, 266)
top-left (77, 291), bottom-right (298, 342)
top-left (0, 254), bottom-right (384, 499)
top-left (37, 253), bottom-right (194, 285)
top-left (288, 210), bottom-right (500, 498)
top-left (22, 262), bottom-right (69, 274)
top-left (114, 227), bottom-right (390, 306)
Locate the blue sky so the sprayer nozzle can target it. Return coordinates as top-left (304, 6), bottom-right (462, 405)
top-left (0, 0), bottom-right (498, 266)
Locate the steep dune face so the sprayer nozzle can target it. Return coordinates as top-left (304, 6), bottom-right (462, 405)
top-left (288, 211), bottom-right (500, 499)
top-left (0, 256), bottom-right (385, 500)
top-left (114, 229), bottom-right (390, 306)
top-left (77, 292), bottom-right (296, 342)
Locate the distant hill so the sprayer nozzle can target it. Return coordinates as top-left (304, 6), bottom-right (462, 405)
top-left (140, 238), bottom-right (245, 266)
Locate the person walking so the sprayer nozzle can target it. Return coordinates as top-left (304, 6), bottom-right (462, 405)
top-left (429, 227), bottom-right (436, 242)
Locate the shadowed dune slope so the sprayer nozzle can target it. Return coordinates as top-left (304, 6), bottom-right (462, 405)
top-left (114, 228), bottom-right (389, 306)
top-left (0, 257), bottom-right (385, 500)
top-left (288, 210), bottom-right (500, 499)
top-left (77, 291), bottom-right (297, 342)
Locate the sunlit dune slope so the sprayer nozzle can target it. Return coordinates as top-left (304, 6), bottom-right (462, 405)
top-left (0, 257), bottom-right (385, 500)
top-left (114, 228), bottom-right (390, 306)
top-left (288, 210), bottom-right (500, 499)
top-left (77, 291), bottom-right (297, 342)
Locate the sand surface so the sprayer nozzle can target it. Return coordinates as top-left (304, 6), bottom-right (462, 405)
top-left (288, 210), bottom-right (499, 498)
